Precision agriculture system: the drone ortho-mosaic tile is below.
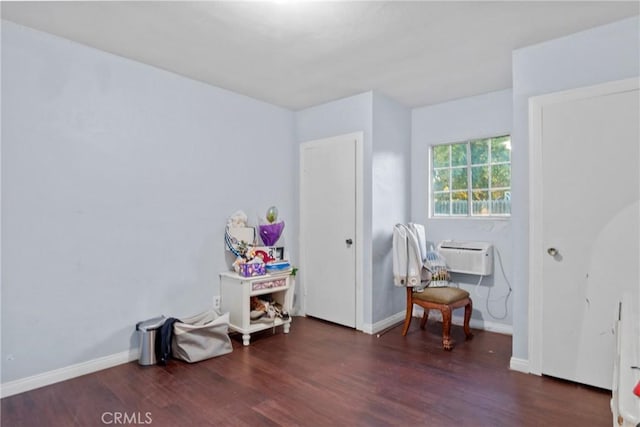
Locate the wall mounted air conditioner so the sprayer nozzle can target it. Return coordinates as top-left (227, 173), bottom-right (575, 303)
top-left (436, 240), bottom-right (493, 276)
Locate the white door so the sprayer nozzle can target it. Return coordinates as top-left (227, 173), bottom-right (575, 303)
top-left (300, 133), bottom-right (359, 328)
top-left (530, 79), bottom-right (639, 389)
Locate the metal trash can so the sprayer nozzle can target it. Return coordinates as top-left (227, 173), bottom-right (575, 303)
top-left (136, 316), bottom-right (166, 366)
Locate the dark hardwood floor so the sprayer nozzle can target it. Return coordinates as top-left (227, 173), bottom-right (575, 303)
top-left (2, 317), bottom-right (611, 426)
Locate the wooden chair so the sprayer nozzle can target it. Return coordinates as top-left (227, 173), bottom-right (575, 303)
top-left (402, 286), bottom-right (473, 350)
top-left (393, 223), bottom-right (473, 350)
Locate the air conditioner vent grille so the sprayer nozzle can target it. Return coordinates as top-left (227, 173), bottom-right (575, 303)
top-left (436, 240), bottom-right (493, 276)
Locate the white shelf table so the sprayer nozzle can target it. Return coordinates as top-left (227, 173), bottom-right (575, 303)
top-left (219, 270), bottom-right (294, 346)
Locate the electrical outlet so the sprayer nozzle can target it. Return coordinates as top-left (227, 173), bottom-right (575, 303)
top-left (213, 296), bottom-right (221, 309)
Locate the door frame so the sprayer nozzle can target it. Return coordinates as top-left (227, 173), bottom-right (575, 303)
top-left (528, 77), bottom-right (639, 375)
top-left (299, 131), bottom-right (364, 331)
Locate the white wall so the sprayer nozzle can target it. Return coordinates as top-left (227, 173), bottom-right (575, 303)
top-left (510, 16), bottom-right (640, 361)
top-left (1, 21), bottom-right (296, 383)
top-left (411, 89), bottom-right (514, 331)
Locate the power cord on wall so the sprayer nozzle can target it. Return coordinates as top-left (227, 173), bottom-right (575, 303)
top-left (473, 247), bottom-right (513, 320)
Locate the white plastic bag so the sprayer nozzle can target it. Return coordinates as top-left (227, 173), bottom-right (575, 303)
top-left (425, 250), bottom-right (450, 287)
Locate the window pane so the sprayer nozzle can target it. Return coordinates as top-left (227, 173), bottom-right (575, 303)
top-left (491, 136), bottom-right (511, 163)
top-left (451, 143), bottom-right (467, 166)
top-left (491, 164), bottom-right (511, 188)
top-left (433, 145), bottom-right (449, 168)
top-left (472, 190), bottom-right (490, 215)
top-left (433, 192), bottom-right (450, 215)
top-left (430, 135), bottom-right (511, 218)
top-left (432, 169), bottom-right (450, 191)
top-left (491, 190), bottom-right (511, 215)
top-left (451, 191), bottom-right (468, 215)
top-left (491, 189), bottom-right (511, 200)
top-left (471, 166), bottom-right (488, 189)
top-left (471, 139), bottom-right (489, 164)
top-left (451, 167), bottom-right (467, 190)
top-left (472, 190), bottom-right (489, 200)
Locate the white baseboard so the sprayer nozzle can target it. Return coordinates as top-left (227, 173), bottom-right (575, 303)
top-left (509, 357), bottom-right (530, 373)
top-left (361, 311), bottom-right (406, 335)
top-left (362, 309), bottom-right (513, 336)
top-left (1, 349), bottom-right (138, 399)
top-left (1, 314), bottom-right (517, 398)
top-left (463, 317), bottom-right (512, 335)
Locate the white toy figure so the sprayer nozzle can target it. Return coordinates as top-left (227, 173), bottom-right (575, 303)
top-left (227, 210), bottom-right (248, 228)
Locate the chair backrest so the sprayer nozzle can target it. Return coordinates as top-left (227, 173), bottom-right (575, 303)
top-left (392, 223), bottom-right (423, 287)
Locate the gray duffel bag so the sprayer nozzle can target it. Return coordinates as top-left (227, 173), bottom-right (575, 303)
top-left (171, 309), bottom-right (233, 363)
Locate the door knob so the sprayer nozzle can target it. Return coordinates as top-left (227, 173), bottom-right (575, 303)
top-left (345, 238), bottom-right (353, 246)
top-left (547, 247), bottom-right (558, 256)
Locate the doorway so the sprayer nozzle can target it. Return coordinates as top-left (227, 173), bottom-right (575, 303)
top-left (299, 132), bottom-right (363, 328)
top-left (529, 78), bottom-right (639, 389)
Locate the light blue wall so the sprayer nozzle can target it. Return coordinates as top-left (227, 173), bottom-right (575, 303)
top-left (1, 21), bottom-right (295, 382)
top-left (295, 92), bottom-right (375, 324)
top-left (411, 89), bottom-right (514, 330)
top-left (4, 12), bottom-right (637, 386)
top-left (510, 16), bottom-right (640, 360)
top-left (295, 91), bottom-right (411, 326)
top-left (371, 93), bottom-right (411, 322)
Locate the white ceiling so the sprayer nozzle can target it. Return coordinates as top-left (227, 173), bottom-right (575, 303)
top-left (2, 1), bottom-right (638, 110)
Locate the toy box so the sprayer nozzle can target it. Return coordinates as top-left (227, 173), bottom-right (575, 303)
top-left (239, 262), bottom-right (266, 277)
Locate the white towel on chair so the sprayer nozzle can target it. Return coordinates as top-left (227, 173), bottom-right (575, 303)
top-left (408, 222), bottom-right (427, 263)
top-left (393, 224), bottom-right (424, 287)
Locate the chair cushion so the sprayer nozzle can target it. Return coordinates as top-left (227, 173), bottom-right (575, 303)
top-left (413, 287), bottom-right (469, 304)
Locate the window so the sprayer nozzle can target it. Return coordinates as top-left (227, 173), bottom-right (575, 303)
top-left (431, 135), bottom-right (511, 217)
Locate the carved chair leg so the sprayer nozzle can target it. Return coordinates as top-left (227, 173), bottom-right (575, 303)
top-left (441, 306), bottom-right (453, 351)
top-left (420, 309), bottom-right (429, 329)
top-left (401, 288), bottom-right (414, 336)
top-left (463, 299), bottom-right (474, 340)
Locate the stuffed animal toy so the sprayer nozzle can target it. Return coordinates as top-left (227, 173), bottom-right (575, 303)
top-left (250, 296), bottom-right (268, 320)
top-left (227, 210), bottom-right (248, 228)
